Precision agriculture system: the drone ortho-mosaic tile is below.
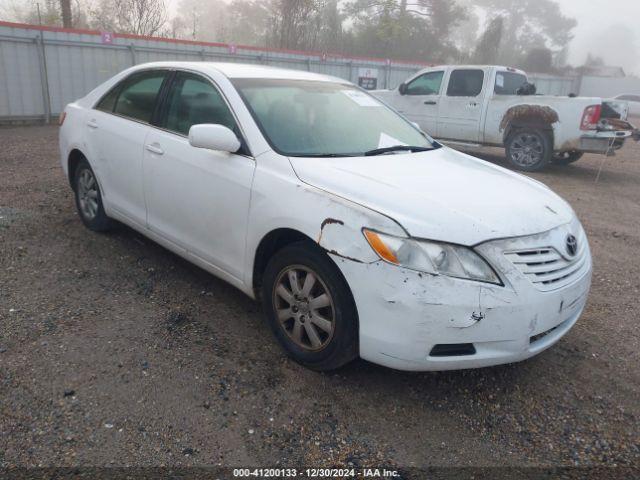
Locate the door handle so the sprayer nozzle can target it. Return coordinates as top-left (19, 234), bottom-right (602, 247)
top-left (424, 101), bottom-right (437, 105)
top-left (145, 143), bottom-right (164, 155)
top-left (87, 119), bottom-right (98, 129)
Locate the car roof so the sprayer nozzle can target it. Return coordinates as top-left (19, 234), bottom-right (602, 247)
top-left (129, 61), bottom-right (346, 83)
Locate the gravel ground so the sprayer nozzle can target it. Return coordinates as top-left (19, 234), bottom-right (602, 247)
top-left (1, 125), bottom-right (639, 473)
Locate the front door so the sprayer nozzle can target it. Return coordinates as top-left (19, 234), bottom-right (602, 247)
top-left (142, 71), bottom-right (255, 280)
top-left (437, 69), bottom-right (486, 143)
top-left (391, 70), bottom-right (444, 137)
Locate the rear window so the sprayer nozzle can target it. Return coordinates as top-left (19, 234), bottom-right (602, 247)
top-left (113, 71), bottom-right (166, 123)
top-left (446, 70), bottom-right (484, 97)
top-left (495, 72), bottom-right (528, 95)
top-left (96, 85), bottom-right (120, 112)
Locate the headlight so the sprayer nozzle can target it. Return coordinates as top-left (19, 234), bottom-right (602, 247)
top-left (363, 229), bottom-right (501, 285)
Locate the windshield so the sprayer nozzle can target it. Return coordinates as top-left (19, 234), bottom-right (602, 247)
top-left (232, 79), bottom-right (434, 157)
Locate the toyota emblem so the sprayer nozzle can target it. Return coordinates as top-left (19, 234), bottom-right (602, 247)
top-left (566, 235), bottom-right (578, 256)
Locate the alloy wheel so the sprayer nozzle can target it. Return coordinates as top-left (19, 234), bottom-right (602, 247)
top-left (510, 133), bottom-right (544, 167)
top-left (77, 168), bottom-right (99, 221)
top-left (272, 265), bottom-right (335, 351)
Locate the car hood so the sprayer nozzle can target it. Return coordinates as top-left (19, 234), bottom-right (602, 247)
top-left (288, 147), bottom-right (574, 246)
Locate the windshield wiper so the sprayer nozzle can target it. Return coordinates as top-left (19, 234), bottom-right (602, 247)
top-left (295, 153), bottom-right (358, 158)
top-left (364, 145), bottom-right (436, 156)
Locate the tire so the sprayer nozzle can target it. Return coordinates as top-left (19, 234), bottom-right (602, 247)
top-left (553, 151), bottom-right (584, 165)
top-left (73, 159), bottom-right (113, 232)
top-left (262, 242), bottom-right (358, 371)
top-left (505, 128), bottom-right (553, 172)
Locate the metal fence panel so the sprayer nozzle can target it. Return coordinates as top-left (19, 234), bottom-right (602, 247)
top-left (578, 75), bottom-right (640, 98)
top-left (0, 21), bottom-right (582, 122)
top-left (528, 73), bottom-right (578, 96)
top-left (0, 32), bottom-right (44, 118)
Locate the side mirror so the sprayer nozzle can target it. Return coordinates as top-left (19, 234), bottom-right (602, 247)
top-left (399, 83), bottom-right (408, 95)
top-left (188, 124), bottom-right (241, 153)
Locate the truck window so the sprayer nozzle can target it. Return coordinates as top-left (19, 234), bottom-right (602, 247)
top-left (405, 71), bottom-right (444, 96)
top-left (495, 72), bottom-right (528, 95)
top-left (446, 70), bottom-right (484, 97)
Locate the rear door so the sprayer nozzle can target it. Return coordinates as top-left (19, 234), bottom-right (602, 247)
top-left (142, 71), bottom-right (255, 280)
top-left (87, 70), bottom-right (169, 226)
top-left (391, 70), bottom-right (444, 136)
top-left (437, 68), bottom-right (486, 143)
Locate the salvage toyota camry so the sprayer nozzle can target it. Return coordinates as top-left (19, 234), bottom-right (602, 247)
top-left (59, 62), bottom-right (592, 371)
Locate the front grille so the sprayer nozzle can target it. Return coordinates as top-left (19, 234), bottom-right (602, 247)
top-left (504, 230), bottom-right (589, 292)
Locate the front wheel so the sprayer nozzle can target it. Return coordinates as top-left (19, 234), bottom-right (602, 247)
top-left (553, 151), bottom-right (584, 165)
top-left (262, 242), bottom-right (358, 371)
top-left (505, 129), bottom-right (552, 172)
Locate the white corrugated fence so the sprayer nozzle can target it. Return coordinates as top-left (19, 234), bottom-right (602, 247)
top-left (0, 21), bottom-right (584, 123)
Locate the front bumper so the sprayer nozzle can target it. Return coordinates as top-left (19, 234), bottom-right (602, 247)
top-left (332, 225), bottom-right (592, 372)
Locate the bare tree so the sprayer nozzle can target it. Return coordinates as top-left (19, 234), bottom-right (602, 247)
top-left (92, 0), bottom-right (167, 36)
top-left (60, 0), bottom-right (72, 27)
top-left (1, 0), bottom-right (61, 26)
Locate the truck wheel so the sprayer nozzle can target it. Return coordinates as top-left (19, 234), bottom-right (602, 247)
top-left (262, 242), bottom-right (359, 371)
top-left (505, 129), bottom-right (552, 172)
top-left (553, 151), bottom-right (584, 165)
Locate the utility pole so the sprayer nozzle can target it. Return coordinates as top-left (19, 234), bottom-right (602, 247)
top-left (60, 0), bottom-right (72, 28)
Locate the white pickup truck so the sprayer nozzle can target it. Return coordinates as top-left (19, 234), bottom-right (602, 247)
top-left (373, 65), bottom-right (638, 171)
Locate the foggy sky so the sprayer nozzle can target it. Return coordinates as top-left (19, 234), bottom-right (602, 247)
top-left (1, 0), bottom-right (638, 75)
top-left (558, 0), bottom-right (640, 74)
top-left (164, 0), bottom-right (640, 75)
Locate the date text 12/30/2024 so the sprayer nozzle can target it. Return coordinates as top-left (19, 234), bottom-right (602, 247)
top-left (233, 468), bottom-right (401, 478)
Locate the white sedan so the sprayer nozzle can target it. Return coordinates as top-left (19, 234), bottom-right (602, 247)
top-left (610, 94), bottom-right (640, 118)
top-left (59, 62), bottom-right (592, 371)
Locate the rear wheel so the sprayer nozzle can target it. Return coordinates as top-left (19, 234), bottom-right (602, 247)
top-left (262, 242), bottom-right (358, 371)
top-left (505, 128), bottom-right (552, 172)
top-left (553, 151), bottom-right (584, 165)
top-left (73, 159), bottom-right (113, 232)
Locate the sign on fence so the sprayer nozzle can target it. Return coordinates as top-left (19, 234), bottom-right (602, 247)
top-left (100, 32), bottom-right (113, 44)
top-left (358, 67), bottom-right (379, 90)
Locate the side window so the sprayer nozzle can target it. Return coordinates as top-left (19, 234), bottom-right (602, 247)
top-left (447, 69), bottom-right (484, 97)
top-left (163, 73), bottom-right (237, 136)
top-left (113, 71), bottom-right (166, 123)
top-left (406, 71), bottom-right (444, 96)
top-left (96, 85), bottom-right (120, 112)
top-left (494, 72), bottom-right (528, 95)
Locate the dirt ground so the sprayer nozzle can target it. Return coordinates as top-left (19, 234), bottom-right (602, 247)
top-left (1, 125), bottom-right (639, 473)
